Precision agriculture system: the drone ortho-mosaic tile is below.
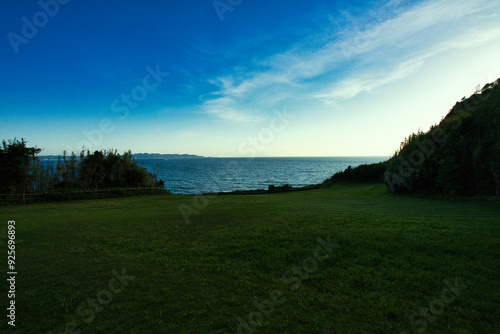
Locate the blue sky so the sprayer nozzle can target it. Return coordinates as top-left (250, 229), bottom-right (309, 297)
top-left (1, 0), bottom-right (499, 156)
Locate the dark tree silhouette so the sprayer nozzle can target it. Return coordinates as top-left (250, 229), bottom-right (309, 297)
top-left (0, 138), bottom-right (41, 194)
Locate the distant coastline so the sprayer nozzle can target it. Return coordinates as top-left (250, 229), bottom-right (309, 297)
top-left (38, 153), bottom-right (205, 160)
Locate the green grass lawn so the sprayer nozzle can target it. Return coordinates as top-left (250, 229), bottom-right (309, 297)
top-left (0, 183), bottom-right (499, 333)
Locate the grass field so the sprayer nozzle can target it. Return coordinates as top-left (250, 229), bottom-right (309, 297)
top-left (0, 183), bottom-right (499, 333)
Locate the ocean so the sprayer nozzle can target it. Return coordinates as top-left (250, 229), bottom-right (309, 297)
top-left (137, 157), bottom-right (388, 194)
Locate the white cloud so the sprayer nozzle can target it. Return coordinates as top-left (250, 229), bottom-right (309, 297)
top-left (201, 0), bottom-right (500, 121)
top-left (317, 58), bottom-right (425, 102)
top-left (316, 23), bottom-right (500, 103)
top-left (203, 97), bottom-right (261, 123)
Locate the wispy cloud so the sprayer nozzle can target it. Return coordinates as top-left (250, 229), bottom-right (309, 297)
top-left (200, 0), bottom-right (500, 121)
top-left (316, 58), bottom-right (425, 102)
top-left (203, 97), bottom-right (261, 123)
top-left (317, 23), bottom-right (500, 103)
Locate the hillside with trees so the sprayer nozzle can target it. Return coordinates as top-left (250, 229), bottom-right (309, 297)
top-left (326, 78), bottom-right (500, 197)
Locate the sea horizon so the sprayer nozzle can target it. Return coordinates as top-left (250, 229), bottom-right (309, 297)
top-left (37, 154), bottom-right (391, 159)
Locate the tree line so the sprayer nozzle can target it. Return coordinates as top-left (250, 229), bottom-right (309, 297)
top-left (385, 78), bottom-right (500, 196)
top-left (0, 140), bottom-right (164, 195)
top-left (325, 78), bottom-right (500, 197)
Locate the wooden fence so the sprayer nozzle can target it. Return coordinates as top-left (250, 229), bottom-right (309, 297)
top-left (0, 187), bottom-right (165, 204)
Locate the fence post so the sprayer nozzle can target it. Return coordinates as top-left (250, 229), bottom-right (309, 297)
top-left (23, 193), bottom-right (25, 204)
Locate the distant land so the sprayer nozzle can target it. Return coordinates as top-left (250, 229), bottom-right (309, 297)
top-left (39, 153), bottom-right (205, 160)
